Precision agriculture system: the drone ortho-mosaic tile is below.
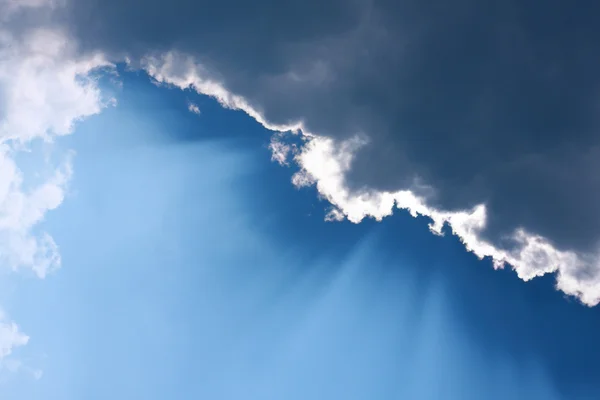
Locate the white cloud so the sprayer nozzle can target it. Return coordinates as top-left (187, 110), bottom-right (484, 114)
top-left (0, 148), bottom-right (70, 278)
top-left (0, 310), bottom-right (44, 381)
top-left (0, 23), bottom-right (111, 277)
top-left (269, 135), bottom-right (295, 166)
top-left (0, 29), bottom-right (109, 144)
top-left (187, 101), bottom-right (201, 115)
top-left (293, 136), bottom-right (600, 306)
top-left (0, 311), bottom-right (29, 361)
top-left (143, 52), bottom-right (306, 135)
top-left (142, 52), bottom-right (600, 306)
top-left (324, 207), bottom-right (345, 222)
top-left (0, 0), bottom-right (112, 376)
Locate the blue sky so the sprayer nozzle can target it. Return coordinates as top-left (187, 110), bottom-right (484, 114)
top-left (1, 70), bottom-right (599, 399)
top-left (3, 2), bottom-right (600, 399)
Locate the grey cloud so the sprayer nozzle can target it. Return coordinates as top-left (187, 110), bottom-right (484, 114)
top-left (61, 0), bottom-right (600, 255)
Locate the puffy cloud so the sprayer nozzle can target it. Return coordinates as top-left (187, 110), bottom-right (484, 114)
top-left (0, 29), bottom-right (108, 144)
top-left (0, 0), bottom-right (112, 373)
top-left (0, 147), bottom-right (70, 278)
top-left (0, 2), bottom-right (110, 276)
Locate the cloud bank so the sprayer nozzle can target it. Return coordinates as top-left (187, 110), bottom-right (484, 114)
top-left (6, 0), bottom-right (600, 306)
top-left (139, 54), bottom-right (600, 306)
top-left (52, 0), bottom-right (600, 305)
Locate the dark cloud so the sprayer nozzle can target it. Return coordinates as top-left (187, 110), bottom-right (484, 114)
top-left (62, 0), bottom-right (600, 254)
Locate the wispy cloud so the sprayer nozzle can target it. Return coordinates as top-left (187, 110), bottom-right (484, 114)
top-left (0, 311), bottom-right (28, 361)
top-left (187, 101), bottom-right (201, 115)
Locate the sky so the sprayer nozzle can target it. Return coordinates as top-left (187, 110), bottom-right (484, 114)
top-left (2, 1), bottom-right (600, 399)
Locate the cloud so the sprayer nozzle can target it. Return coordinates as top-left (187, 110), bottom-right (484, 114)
top-left (0, 358), bottom-right (43, 382)
top-left (0, 0), bottom-right (112, 374)
top-left (187, 101), bottom-right (201, 115)
top-left (269, 134), bottom-right (297, 166)
top-left (139, 53), bottom-right (600, 306)
top-left (292, 136), bottom-right (600, 306)
top-left (46, 0), bottom-right (600, 304)
top-left (0, 311), bottom-right (29, 361)
top-left (0, 0), bottom-right (110, 275)
top-left (0, 310), bottom-right (44, 381)
top-left (0, 0), bottom-right (56, 17)
top-left (0, 148), bottom-right (70, 278)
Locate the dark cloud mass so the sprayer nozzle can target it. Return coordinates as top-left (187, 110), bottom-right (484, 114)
top-left (64, 0), bottom-right (600, 253)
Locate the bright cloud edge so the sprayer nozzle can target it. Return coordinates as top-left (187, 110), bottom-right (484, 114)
top-left (141, 51), bottom-right (600, 307)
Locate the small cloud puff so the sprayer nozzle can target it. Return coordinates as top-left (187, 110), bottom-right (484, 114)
top-left (187, 101), bottom-right (201, 115)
